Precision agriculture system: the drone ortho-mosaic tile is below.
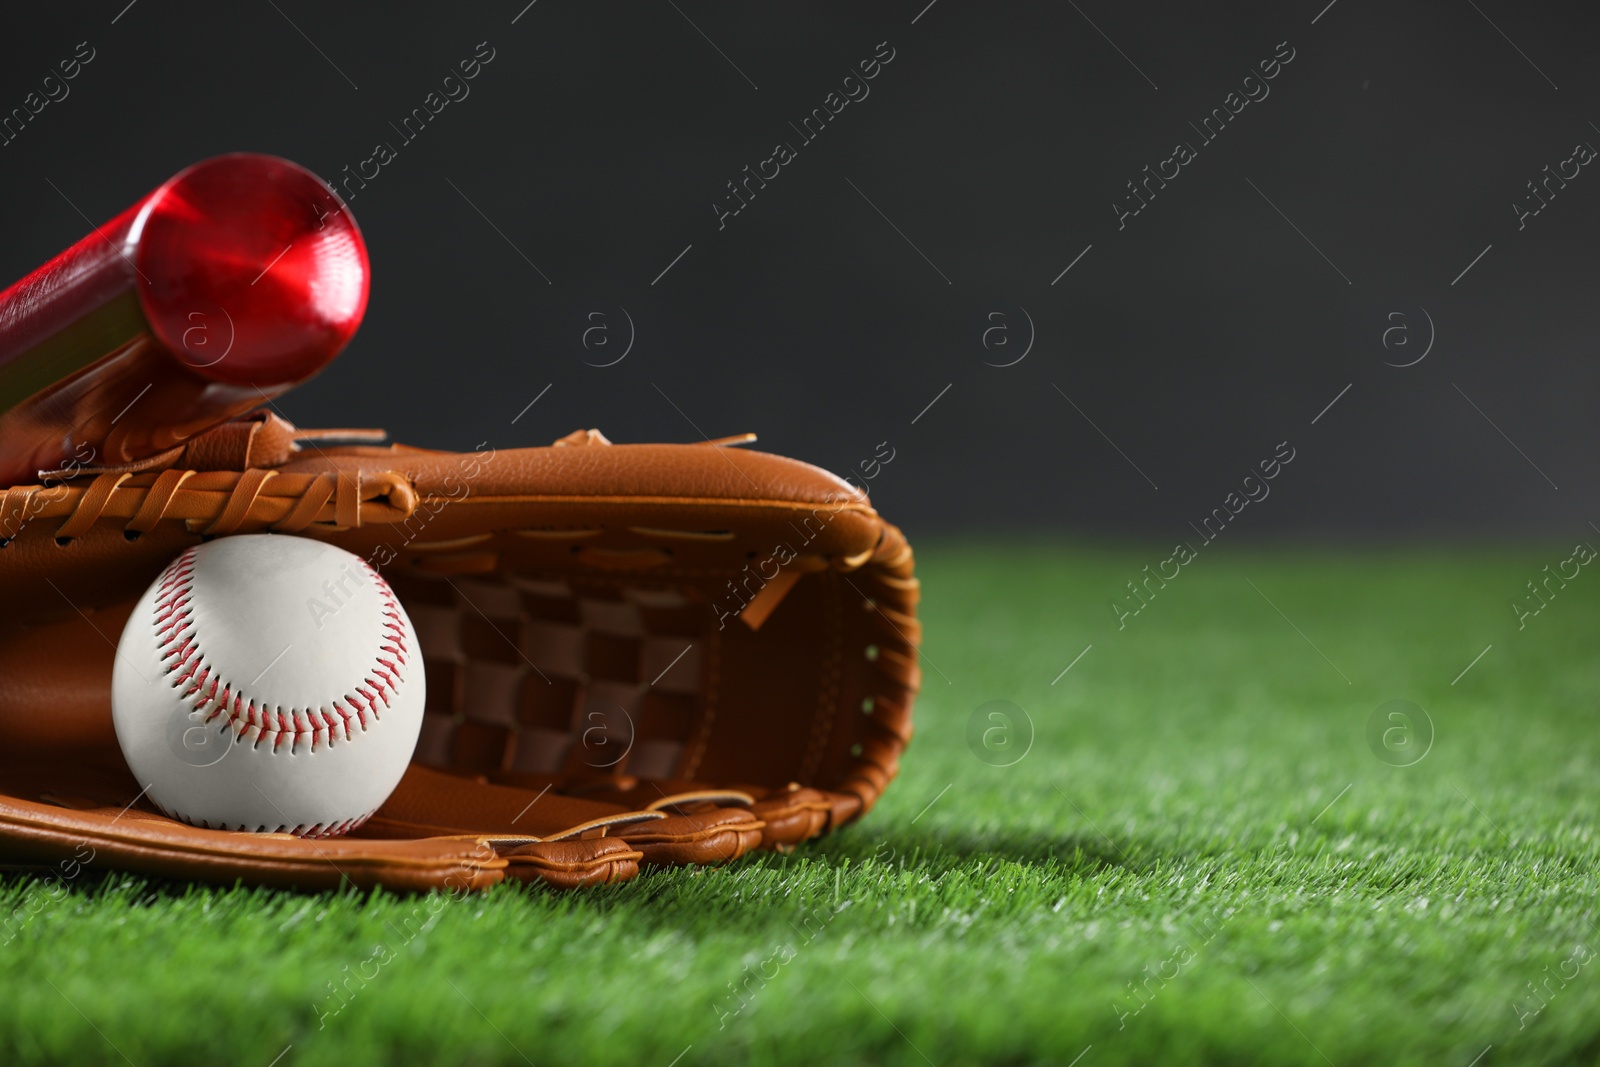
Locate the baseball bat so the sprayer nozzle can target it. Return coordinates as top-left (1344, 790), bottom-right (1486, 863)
top-left (0, 153), bottom-right (368, 485)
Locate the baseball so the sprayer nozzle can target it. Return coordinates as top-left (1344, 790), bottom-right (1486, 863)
top-left (112, 534), bottom-right (424, 838)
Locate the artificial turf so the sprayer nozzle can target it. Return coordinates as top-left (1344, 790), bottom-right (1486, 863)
top-left (2, 544), bottom-right (1598, 1066)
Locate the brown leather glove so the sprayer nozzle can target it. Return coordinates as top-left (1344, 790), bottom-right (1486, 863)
top-left (0, 414), bottom-right (919, 892)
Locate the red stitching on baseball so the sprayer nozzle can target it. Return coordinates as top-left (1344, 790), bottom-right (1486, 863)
top-left (151, 543), bottom-right (410, 754)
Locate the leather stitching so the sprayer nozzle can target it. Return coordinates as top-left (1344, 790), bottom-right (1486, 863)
top-left (202, 468), bottom-right (275, 535)
top-left (798, 569), bottom-right (844, 780)
top-left (54, 473), bottom-right (131, 540)
top-left (152, 546), bottom-right (411, 761)
top-left (127, 469), bottom-right (197, 533)
top-left (0, 469), bottom-right (414, 542)
top-left (840, 540), bottom-right (920, 806)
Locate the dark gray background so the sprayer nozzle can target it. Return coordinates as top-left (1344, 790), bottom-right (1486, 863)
top-left (2, 2), bottom-right (1595, 539)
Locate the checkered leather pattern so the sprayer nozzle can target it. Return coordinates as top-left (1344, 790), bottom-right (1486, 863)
top-left (392, 573), bottom-right (709, 781)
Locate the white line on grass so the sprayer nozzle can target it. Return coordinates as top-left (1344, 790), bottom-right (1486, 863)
top-left (1310, 783), bottom-right (1352, 825)
top-left (846, 978), bottom-right (936, 1067)
top-left (1052, 644), bottom-right (1093, 684)
top-left (911, 783), bottom-right (952, 824)
top-left (1451, 644), bottom-right (1492, 685)
top-left (44, 978), bottom-right (135, 1067)
top-left (1245, 578), bottom-right (1351, 684)
top-left (448, 979), bottom-right (536, 1066)
top-left (1245, 977), bottom-right (1337, 1066)
top-left (1452, 781), bottom-right (1514, 845)
top-left (1053, 784), bottom-right (1131, 864)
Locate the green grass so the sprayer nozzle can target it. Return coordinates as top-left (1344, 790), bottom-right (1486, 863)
top-left (5, 544), bottom-right (1600, 1066)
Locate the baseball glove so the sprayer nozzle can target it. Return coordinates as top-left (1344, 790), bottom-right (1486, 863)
top-left (0, 413), bottom-right (919, 892)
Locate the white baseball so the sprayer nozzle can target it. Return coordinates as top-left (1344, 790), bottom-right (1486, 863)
top-left (112, 534), bottom-right (424, 838)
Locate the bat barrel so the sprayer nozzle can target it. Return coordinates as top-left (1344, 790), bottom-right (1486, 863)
top-left (0, 153), bottom-right (368, 485)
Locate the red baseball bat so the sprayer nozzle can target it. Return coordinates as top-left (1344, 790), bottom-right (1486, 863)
top-left (0, 153), bottom-right (368, 485)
